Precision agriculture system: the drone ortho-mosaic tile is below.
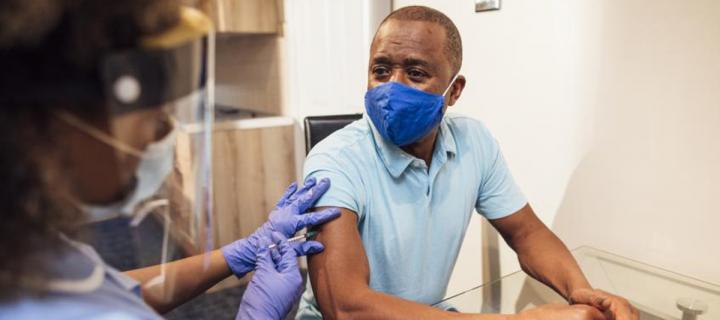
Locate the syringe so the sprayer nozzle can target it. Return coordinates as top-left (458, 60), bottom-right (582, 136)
top-left (268, 231), bottom-right (318, 250)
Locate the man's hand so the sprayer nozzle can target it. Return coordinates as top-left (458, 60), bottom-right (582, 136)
top-left (513, 303), bottom-right (608, 320)
top-left (569, 288), bottom-right (639, 320)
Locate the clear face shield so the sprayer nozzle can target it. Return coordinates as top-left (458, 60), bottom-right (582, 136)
top-left (63, 7), bottom-right (216, 301)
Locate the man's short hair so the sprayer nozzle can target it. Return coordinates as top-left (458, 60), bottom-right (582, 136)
top-left (379, 5), bottom-right (463, 74)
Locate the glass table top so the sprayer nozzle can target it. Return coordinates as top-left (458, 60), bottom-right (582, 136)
top-left (435, 246), bottom-right (720, 320)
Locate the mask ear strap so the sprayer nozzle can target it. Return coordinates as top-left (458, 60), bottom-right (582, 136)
top-left (55, 111), bottom-right (143, 158)
top-left (442, 73), bottom-right (461, 97)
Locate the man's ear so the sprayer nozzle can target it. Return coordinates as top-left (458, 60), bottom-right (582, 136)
top-left (447, 75), bottom-right (466, 107)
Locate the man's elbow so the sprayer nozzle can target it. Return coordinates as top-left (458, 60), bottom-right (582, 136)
top-left (317, 289), bottom-right (374, 320)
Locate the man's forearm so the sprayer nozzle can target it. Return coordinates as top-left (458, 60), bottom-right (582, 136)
top-left (491, 205), bottom-right (592, 300)
top-left (515, 227), bottom-right (591, 300)
top-left (124, 249), bottom-right (233, 314)
top-left (317, 287), bottom-right (509, 320)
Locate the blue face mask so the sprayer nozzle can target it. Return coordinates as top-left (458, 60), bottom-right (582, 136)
top-left (365, 74), bottom-right (458, 146)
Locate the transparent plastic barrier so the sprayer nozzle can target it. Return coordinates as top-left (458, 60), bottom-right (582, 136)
top-left (436, 247), bottom-right (720, 320)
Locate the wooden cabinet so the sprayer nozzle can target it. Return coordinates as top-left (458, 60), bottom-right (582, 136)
top-left (168, 116), bottom-right (297, 290)
top-left (188, 0), bottom-right (284, 34)
top-left (215, 35), bottom-right (282, 115)
top-left (183, 0), bottom-right (285, 115)
top-left (211, 117), bottom-right (296, 290)
top-left (211, 117), bottom-right (296, 249)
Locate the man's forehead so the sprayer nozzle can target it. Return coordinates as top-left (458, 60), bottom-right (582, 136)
top-left (371, 20), bottom-right (446, 62)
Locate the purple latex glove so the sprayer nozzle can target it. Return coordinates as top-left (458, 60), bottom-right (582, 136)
top-left (236, 233), bottom-right (306, 320)
top-left (222, 177), bottom-right (341, 277)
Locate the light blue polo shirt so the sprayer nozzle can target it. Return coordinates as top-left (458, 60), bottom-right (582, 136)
top-left (295, 114), bottom-right (527, 319)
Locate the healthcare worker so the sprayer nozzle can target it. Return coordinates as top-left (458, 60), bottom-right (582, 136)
top-left (0, 1), bottom-right (338, 319)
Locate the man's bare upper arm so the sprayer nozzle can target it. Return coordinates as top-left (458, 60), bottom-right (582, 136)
top-left (308, 207), bottom-right (371, 312)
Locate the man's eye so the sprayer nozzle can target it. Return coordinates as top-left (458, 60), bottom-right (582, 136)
top-left (407, 69), bottom-right (427, 80)
top-left (373, 66), bottom-right (390, 77)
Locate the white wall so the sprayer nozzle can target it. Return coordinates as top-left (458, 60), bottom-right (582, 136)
top-left (392, 0), bottom-right (720, 297)
top-left (282, 0), bottom-right (391, 120)
top-left (282, 0), bottom-right (391, 179)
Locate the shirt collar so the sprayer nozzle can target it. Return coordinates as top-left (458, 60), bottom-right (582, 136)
top-left (367, 115), bottom-right (457, 178)
top-left (44, 236), bottom-right (107, 294)
top-left (437, 118), bottom-right (458, 157)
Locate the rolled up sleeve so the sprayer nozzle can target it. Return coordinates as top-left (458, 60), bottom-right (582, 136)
top-left (303, 152), bottom-right (365, 220)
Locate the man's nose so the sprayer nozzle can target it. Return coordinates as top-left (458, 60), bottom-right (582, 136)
top-left (389, 69), bottom-right (408, 84)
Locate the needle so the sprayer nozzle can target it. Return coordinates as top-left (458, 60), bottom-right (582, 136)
top-left (268, 231), bottom-right (318, 249)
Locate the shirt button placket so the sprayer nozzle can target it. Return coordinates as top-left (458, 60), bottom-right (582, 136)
top-left (423, 163), bottom-right (431, 197)
top-left (412, 159), bottom-right (431, 197)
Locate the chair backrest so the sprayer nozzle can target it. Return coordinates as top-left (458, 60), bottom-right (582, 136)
top-left (304, 114), bottom-right (363, 154)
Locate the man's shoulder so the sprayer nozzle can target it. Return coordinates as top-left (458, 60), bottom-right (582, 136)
top-left (444, 113), bottom-right (494, 142)
top-left (306, 118), bottom-right (374, 161)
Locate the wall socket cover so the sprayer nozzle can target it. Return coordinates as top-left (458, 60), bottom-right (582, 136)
top-left (475, 0), bottom-right (501, 12)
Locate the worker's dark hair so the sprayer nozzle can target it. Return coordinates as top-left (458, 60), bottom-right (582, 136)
top-left (379, 5), bottom-right (463, 74)
top-left (0, 0), bottom-right (179, 299)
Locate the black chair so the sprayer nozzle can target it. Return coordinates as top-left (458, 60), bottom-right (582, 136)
top-left (304, 114), bottom-right (363, 154)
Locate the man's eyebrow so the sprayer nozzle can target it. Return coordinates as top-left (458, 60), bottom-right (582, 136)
top-left (371, 56), bottom-right (392, 65)
top-left (402, 57), bottom-right (431, 68)
top-left (370, 56), bottom-right (433, 69)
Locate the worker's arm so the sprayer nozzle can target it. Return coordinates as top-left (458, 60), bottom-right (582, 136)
top-left (124, 250), bottom-right (231, 314)
top-left (125, 178), bottom-right (340, 314)
top-left (308, 207), bottom-right (509, 320)
top-left (489, 204), bottom-right (638, 320)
